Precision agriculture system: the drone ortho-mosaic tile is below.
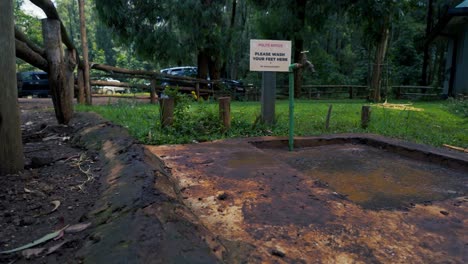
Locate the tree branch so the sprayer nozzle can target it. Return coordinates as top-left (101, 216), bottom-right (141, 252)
top-left (15, 39), bottom-right (48, 72)
top-left (15, 26), bottom-right (45, 57)
top-left (30, 0), bottom-right (75, 51)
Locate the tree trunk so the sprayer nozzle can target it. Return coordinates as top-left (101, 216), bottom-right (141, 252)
top-left (208, 53), bottom-right (222, 81)
top-left (293, 0), bottom-right (306, 99)
top-left (0, 0), bottom-right (24, 174)
top-left (421, 0), bottom-right (433, 86)
top-left (65, 49), bottom-right (77, 104)
top-left (77, 68), bottom-right (85, 104)
top-left (78, 0), bottom-right (92, 105)
top-left (42, 19), bottom-right (74, 124)
top-left (197, 50), bottom-right (210, 85)
top-left (371, 21), bottom-right (390, 102)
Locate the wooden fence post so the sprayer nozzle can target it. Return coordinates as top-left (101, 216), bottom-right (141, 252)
top-left (77, 68), bottom-right (85, 104)
top-left (42, 18), bottom-right (73, 125)
top-left (219, 97), bottom-right (231, 131)
top-left (349, 86), bottom-right (354, 99)
top-left (361, 106), bottom-right (371, 129)
top-left (0, 0), bottom-right (24, 174)
top-left (325, 105), bottom-right (333, 130)
top-left (160, 98), bottom-right (174, 128)
top-left (150, 79), bottom-right (157, 104)
top-left (195, 83), bottom-right (200, 101)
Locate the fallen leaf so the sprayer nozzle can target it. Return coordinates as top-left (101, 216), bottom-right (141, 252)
top-left (0, 225), bottom-right (68, 254)
top-left (54, 230), bottom-right (65, 241)
top-left (22, 248), bottom-right (45, 259)
top-left (65, 222), bottom-right (91, 233)
top-left (24, 188), bottom-right (46, 197)
top-left (50, 201), bottom-right (61, 213)
top-left (42, 135), bottom-right (61, 141)
top-left (46, 240), bottom-right (68, 255)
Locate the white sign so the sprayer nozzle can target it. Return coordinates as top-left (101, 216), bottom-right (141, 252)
top-left (250, 39), bottom-right (292, 72)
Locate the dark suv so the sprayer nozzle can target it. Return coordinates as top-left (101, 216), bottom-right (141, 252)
top-left (159, 66), bottom-right (245, 99)
top-left (17, 71), bottom-right (50, 97)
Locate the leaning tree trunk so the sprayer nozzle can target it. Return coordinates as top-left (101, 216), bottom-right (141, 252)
top-left (0, 0), bottom-right (24, 174)
top-left (371, 20), bottom-right (390, 102)
top-left (42, 19), bottom-right (74, 125)
top-left (78, 0), bottom-right (91, 105)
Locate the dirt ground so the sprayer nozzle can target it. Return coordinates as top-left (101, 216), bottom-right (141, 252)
top-left (2, 98), bottom-right (467, 263)
top-left (0, 99), bottom-right (103, 263)
top-left (1, 98), bottom-right (222, 264)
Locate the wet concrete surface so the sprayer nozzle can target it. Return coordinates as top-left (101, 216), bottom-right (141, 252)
top-left (147, 135), bottom-right (468, 263)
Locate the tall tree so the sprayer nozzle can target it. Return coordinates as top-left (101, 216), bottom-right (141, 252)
top-left (351, 0), bottom-right (411, 102)
top-left (1, 0), bottom-right (24, 174)
top-left (95, 0), bottom-right (229, 80)
top-left (78, 0), bottom-right (92, 104)
top-left (421, 0), bottom-right (434, 85)
top-left (251, 0), bottom-right (332, 98)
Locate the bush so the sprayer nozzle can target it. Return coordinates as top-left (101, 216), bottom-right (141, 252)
top-left (447, 98), bottom-right (468, 118)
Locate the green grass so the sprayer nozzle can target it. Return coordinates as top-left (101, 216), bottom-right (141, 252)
top-left (76, 99), bottom-right (468, 148)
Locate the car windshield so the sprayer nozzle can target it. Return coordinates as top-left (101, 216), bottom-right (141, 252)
top-left (33, 74), bottom-right (48, 80)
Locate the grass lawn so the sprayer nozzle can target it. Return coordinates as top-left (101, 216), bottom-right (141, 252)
top-left (77, 99), bottom-right (467, 148)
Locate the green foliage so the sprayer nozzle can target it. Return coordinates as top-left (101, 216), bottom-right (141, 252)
top-left (14, 1), bottom-right (43, 71)
top-left (14, 0), bottom-right (453, 93)
top-left (446, 98), bottom-right (468, 118)
top-left (77, 100), bottom-right (468, 148)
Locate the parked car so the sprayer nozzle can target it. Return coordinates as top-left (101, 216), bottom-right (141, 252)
top-left (219, 79), bottom-right (246, 100)
top-left (159, 66), bottom-right (245, 99)
top-left (160, 66), bottom-right (197, 77)
top-left (92, 78), bottom-right (129, 95)
top-left (160, 66), bottom-right (198, 89)
top-left (17, 71), bottom-right (50, 98)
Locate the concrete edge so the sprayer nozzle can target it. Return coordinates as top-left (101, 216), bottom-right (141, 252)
top-left (70, 112), bottom-right (221, 264)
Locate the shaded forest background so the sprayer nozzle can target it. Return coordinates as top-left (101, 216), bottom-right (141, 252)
top-left (14, 0), bottom-right (464, 91)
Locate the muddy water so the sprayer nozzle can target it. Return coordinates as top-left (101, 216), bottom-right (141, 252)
top-left (262, 144), bottom-right (467, 209)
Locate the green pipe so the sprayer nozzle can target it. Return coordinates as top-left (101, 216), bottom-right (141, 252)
top-left (288, 64), bottom-right (297, 151)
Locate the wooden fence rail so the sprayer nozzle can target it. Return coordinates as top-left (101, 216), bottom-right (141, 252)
top-left (393, 86), bottom-right (442, 99)
top-left (277, 85), bottom-right (369, 99)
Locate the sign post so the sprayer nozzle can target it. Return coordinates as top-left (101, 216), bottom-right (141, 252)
top-left (250, 39), bottom-right (291, 124)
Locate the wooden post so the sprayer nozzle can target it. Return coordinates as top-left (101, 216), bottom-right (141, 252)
top-left (77, 68), bottom-right (85, 104)
top-left (150, 79), bottom-right (157, 104)
top-left (349, 86), bottom-right (353, 99)
top-left (361, 106), bottom-right (371, 129)
top-left (261, 72), bottom-right (276, 124)
top-left (78, 0), bottom-right (92, 105)
top-left (160, 98), bottom-right (174, 128)
top-left (219, 97), bottom-right (231, 131)
top-left (0, 0), bottom-right (24, 174)
top-left (325, 105), bottom-right (333, 130)
top-left (195, 83), bottom-right (200, 101)
top-left (42, 18), bottom-right (73, 124)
